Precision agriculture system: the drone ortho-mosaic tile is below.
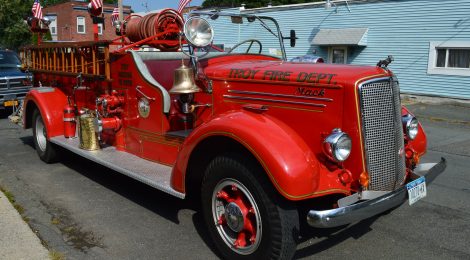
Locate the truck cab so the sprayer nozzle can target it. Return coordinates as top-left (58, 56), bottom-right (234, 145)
top-left (0, 49), bottom-right (32, 110)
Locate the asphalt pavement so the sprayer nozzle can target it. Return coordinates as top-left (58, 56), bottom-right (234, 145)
top-left (0, 98), bottom-right (469, 260)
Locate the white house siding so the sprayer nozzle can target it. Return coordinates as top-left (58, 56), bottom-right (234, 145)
top-left (208, 0), bottom-right (470, 99)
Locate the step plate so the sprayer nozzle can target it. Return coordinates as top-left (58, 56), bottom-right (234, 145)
top-left (50, 136), bottom-right (185, 199)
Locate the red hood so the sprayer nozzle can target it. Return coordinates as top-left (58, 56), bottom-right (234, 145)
top-left (201, 54), bottom-right (391, 87)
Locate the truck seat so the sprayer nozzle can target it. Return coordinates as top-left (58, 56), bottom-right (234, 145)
top-left (130, 51), bottom-right (172, 113)
top-left (130, 51), bottom-right (227, 113)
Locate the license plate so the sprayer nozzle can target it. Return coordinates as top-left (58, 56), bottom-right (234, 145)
top-left (406, 176), bottom-right (427, 205)
top-left (4, 100), bottom-right (18, 107)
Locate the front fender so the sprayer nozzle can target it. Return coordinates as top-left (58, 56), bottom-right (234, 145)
top-left (24, 87), bottom-right (67, 138)
top-left (402, 106), bottom-right (427, 156)
top-left (173, 111), bottom-right (349, 200)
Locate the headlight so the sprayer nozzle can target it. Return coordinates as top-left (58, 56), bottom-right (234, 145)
top-left (323, 129), bottom-right (352, 162)
top-left (184, 17), bottom-right (214, 48)
top-left (402, 114), bottom-right (419, 140)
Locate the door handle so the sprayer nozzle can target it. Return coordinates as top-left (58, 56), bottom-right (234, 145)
top-left (136, 86), bottom-right (155, 101)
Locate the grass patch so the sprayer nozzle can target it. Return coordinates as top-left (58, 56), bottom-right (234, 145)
top-left (0, 186), bottom-right (15, 204)
top-left (51, 217), bottom-right (60, 225)
top-left (0, 185), bottom-right (24, 215)
top-left (426, 116), bottom-right (470, 126)
top-left (49, 250), bottom-right (66, 260)
top-left (429, 117), bottom-right (446, 122)
top-left (22, 216), bottom-right (31, 223)
top-left (14, 203), bottom-right (25, 215)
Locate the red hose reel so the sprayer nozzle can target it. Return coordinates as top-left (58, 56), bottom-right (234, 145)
top-left (123, 9), bottom-right (184, 51)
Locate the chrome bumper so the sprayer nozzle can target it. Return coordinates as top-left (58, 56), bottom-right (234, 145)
top-left (307, 158), bottom-right (446, 228)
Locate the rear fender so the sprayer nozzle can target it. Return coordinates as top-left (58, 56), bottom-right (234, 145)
top-left (23, 87), bottom-right (67, 138)
top-left (173, 111), bottom-right (349, 200)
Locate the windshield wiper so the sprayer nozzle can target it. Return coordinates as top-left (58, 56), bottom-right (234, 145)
top-left (252, 15), bottom-right (278, 38)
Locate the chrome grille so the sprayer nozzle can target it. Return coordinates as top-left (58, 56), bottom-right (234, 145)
top-left (0, 77), bottom-right (26, 89)
top-left (359, 78), bottom-right (406, 191)
top-left (0, 79), bottom-right (7, 89)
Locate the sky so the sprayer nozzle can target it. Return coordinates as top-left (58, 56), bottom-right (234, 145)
top-left (123, 0), bottom-right (204, 13)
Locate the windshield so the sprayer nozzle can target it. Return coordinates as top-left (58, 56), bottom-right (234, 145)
top-left (191, 12), bottom-right (286, 60)
top-left (0, 52), bottom-right (21, 68)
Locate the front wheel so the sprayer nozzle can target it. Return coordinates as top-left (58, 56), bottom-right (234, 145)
top-left (201, 155), bottom-right (299, 259)
top-left (32, 109), bottom-right (59, 163)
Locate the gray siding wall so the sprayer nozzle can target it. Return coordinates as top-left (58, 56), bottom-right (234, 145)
top-left (210, 0), bottom-right (470, 99)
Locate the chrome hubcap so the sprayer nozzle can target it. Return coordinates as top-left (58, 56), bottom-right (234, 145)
top-left (225, 202), bottom-right (244, 233)
top-left (35, 115), bottom-right (47, 152)
top-left (212, 179), bottom-right (262, 255)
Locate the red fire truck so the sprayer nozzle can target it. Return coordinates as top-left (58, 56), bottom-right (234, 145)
top-left (18, 8), bottom-right (446, 259)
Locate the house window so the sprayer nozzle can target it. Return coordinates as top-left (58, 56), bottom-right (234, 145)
top-left (47, 16), bottom-right (57, 35)
top-left (428, 41), bottom-right (470, 76)
top-left (77, 16), bottom-right (85, 34)
top-left (329, 46), bottom-right (348, 64)
top-left (98, 23), bottom-right (103, 35)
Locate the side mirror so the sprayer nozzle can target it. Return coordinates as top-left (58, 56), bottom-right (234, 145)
top-left (290, 30), bottom-right (297, 47)
top-left (282, 30), bottom-right (298, 48)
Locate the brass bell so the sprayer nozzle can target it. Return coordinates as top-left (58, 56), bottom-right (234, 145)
top-left (169, 64), bottom-right (202, 94)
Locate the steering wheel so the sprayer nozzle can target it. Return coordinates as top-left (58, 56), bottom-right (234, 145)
top-left (228, 39), bottom-right (263, 54)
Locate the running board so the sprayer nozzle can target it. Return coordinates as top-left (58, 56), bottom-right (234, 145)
top-left (50, 136), bottom-right (185, 199)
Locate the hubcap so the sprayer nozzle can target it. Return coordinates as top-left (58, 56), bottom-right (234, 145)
top-left (212, 179), bottom-right (262, 255)
top-left (225, 202), bottom-right (244, 232)
top-left (35, 115), bottom-right (47, 152)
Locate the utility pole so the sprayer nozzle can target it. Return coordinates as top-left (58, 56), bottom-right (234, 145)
top-left (118, 0), bottom-right (124, 22)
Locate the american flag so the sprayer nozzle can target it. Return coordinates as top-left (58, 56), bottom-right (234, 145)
top-left (177, 0), bottom-right (192, 13)
top-left (32, 0), bottom-right (43, 20)
top-left (91, 0), bottom-right (103, 10)
top-left (111, 7), bottom-right (120, 25)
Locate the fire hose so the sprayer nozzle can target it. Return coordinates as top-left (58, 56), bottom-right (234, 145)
top-left (124, 9), bottom-right (184, 51)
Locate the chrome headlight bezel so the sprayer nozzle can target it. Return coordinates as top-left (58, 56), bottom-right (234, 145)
top-left (323, 128), bottom-right (352, 162)
top-left (402, 114), bottom-right (419, 140)
top-left (183, 17), bottom-right (214, 48)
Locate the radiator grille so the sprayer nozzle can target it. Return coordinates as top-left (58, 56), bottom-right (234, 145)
top-left (359, 78), bottom-right (406, 191)
top-left (0, 78), bottom-right (26, 89)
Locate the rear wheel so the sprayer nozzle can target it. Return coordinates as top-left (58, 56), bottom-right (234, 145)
top-left (201, 155), bottom-right (299, 259)
top-left (32, 109), bottom-right (58, 163)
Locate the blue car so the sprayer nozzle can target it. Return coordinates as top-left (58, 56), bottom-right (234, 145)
top-left (0, 49), bottom-right (32, 109)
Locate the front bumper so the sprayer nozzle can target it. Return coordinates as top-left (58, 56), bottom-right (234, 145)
top-left (0, 87), bottom-right (30, 108)
top-left (307, 158), bottom-right (446, 228)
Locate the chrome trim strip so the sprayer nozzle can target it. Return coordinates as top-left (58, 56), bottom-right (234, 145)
top-left (0, 76), bottom-right (27, 80)
top-left (223, 95), bottom-right (327, 108)
top-left (307, 158), bottom-right (446, 228)
top-left (228, 90), bottom-right (333, 102)
top-left (337, 190), bottom-right (389, 207)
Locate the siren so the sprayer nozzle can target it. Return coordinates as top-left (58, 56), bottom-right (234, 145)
top-left (88, 2), bottom-right (103, 17)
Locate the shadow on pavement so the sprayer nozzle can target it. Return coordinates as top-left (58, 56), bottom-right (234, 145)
top-left (0, 108), bottom-right (13, 119)
top-left (294, 215), bottom-right (380, 258)
top-left (19, 135), bottom-right (221, 256)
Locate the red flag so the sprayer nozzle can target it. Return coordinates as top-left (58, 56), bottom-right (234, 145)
top-left (32, 0), bottom-right (43, 20)
top-left (178, 0), bottom-right (192, 13)
top-left (91, 0), bottom-right (103, 9)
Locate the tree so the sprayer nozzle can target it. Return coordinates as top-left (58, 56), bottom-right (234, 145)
top-left (0, 0), bottom-right (31, 50)
top-left (202, 0), bottom-right (323, 9)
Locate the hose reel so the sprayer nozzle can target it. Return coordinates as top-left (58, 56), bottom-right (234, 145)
top-left (123, 9), bottom-right (184, 51)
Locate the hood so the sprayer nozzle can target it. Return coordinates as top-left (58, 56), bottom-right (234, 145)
top-left (0, 67), bottom-right (25, 78)
top-left (202, 55), bottom-right (391, 87)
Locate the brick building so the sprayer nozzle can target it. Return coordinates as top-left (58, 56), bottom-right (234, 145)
top-left (43, 0), bottom-right (132, 42)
